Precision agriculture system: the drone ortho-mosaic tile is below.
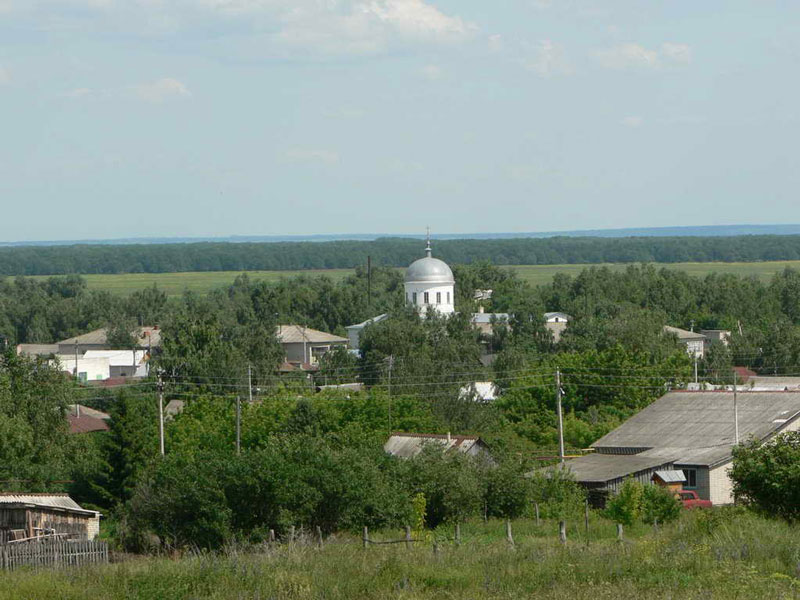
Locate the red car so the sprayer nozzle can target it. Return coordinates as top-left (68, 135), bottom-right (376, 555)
top-left (677, 490), bottom-right (713, 509)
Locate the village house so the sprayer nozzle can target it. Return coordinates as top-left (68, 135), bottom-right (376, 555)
top-left (663, 326), bottom-right (732, 359)
top-left (561, 390), bottom-right (800, 505)
top-left (384, 432), bottom-right (492, 461)
top-left (56, 326), bottom-right (161, 355)
top-left (0, 494), bottom-right (101, 543)
top-left (67, 404), bottom-right (111, 434)
top-left (52, 349), bottom-right (148, 382)
top-left (276, 325), bottom-right (348, 368)
top-left (544, 312), bottom-right (571, 343)
top-left (345, 313), bottom-right (389, 352)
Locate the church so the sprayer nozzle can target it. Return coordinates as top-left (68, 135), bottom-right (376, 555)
top-left (403, 236), bottom-right (455, 315)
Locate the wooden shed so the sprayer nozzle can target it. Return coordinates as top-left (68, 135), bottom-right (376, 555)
top-left (651, 470), bottom-right (687, 494)
top-left (0, 494), bottom-right (101, 543)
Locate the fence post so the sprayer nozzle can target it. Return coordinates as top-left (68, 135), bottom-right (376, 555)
top-left (362, 527), bottom-right (369, 549)
top-left (289, 525), bottom-right (296, 543)
top-left (653, 517), bottom-right (659, 532)
top-left (559, 521), bottom-right (567, 544)
top-left (455, 523), bottom-right (461, 546)
top-left (269, 529), bottom-right (276, 543)
top-left (316, 526), bottom-right (323, 549)
top-left (534, 503), bottom-right (540, 527)
top-left (506, 519), bottom-right (514, 547)
top-left (432, 539), bottom-right (439, 556)
top-left (405, 526), bottom-right (411, 550)
top-left (616, 523), bottom-right (624, 542)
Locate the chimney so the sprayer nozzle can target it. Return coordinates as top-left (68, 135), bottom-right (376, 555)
top-left (447, 431), bottom-right (451, 443)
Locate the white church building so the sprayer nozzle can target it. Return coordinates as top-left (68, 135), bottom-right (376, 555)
top-left (404, 237), bottom-right (455, 315)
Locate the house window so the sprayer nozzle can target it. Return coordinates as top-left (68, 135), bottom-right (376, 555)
top-left (682, 468), bottom-right (697, 489)
top-left (412, 292), bottom-right (417, 304)
top-left (436, 292), bottom-right (441, 304)
top-left (424, 292), bottom-right (429, 304)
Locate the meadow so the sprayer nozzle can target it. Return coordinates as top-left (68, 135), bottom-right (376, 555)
top-left (24, 260), bottom-right (800, 297)
top-left (3, 511), bottom-right (799, 599)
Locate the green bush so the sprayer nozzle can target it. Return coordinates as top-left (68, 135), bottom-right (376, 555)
top-left (527, 468), bottom-right (585, 519)
top-left (484, 460), bottom-right (531, 519)
top-left (641, 483), bottom-right (681, 525)
top-left (604, 479), bottom-right (644, 526)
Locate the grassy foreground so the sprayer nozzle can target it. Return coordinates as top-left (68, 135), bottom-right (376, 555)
top-left (24, 260), bottom-right (800, 297)
top-left (4, 512), bottom-right (800, 599)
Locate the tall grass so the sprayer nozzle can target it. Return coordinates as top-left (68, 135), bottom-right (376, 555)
top-left (3, 511), bottom-right (799, 599)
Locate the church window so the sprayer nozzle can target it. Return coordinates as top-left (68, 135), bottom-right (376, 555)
top-left (412, 292), bottom-right (417, 304)
top-left (436, 292), bottom-right (441, 304)
top-left (447, 292), bottom-right (451, 304)
top-left (424, 292), bottom-right (429, 304)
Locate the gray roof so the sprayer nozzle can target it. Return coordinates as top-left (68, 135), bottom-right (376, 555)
top-left (384, 433), bottom-right (486, 459)
top-left (560, 453), bottom-right (674, 483)
top-left (276, 325), bottom-right (348, 344)
top-left (16, 344), bottom-right (59, 357)
top-left (0, 493), bottom-right (98, 516)
top-left (58, 326), bottom-right (161, 348)
top-left (405, 256), bottom-right (454, 284)
top-left (346, 313), bottom-right (389, 331)
top-left (653, 470), bottom-right (687, 483)
top-left (471, 312), bottom-right (510, 324)
top-left (663, 326), bottom-right (706, 341)
top-left (593, 391), bottom-right (800, 466)
top-left (544, 312), bottom-right (571, 321)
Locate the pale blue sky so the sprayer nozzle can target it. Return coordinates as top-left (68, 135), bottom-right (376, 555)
top-left (1, 1), bottom-right (799, 241)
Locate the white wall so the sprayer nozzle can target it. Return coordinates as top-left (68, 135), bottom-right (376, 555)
top-left (404, 283), bottom-right (455, 315)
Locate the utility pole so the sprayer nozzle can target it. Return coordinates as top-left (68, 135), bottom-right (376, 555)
top-left (733, 369), bottom-right (739, 445)
top-left (694, 355), bottom-right (698, 386)
top-left (556, 369), bottom-right (565, 464)
top-left (367, 255), bottom-right (372, 311)
top-left (387, 355), bottom-right (394, 433)
top-left (247, 364), bottom-right (253, 404)
top-left (74, 340), bottom-right (79, 381)
top-left (157, 374), bottom-right (165, 456)
top-left (236, 396), bottom-right (241, 455)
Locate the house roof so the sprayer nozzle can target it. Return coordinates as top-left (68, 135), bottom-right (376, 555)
top-left (470, 312), bottom-right (510, 324)
top-left (653, 470), bottom-right (687, 483)
top-left (276, 325), bottom-right (348, 344)
top-left (346, 314), bottom-right (389, 331)
top-left (58, 326), bottom-right (161, 348)
top-left (559, 453), bottom-right (674, 483)
top-left (0, 493), bottom-right (98, 516)
top-left (384, 432), bottom-right (486, 459)
top-left (593, 391), bottom-right (800, 466)
top-left (69, 405), bottom-right (110, 420)
top-left (663, 326), bottom-right (706, 341)
top-left (747, 376), bottom-right (800, 391)
top-left (544, 312), bottom-right (571, 321)
top-left (16, 344), bottom-right (59, 357)
top-left (68, 415), bottom-right (110, 434)
top-left (459, 381), bottom-right (500, 402)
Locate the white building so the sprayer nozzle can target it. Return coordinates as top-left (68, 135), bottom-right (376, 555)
top-left (404, 237), bottom-right (455, 315)
top-left (345, 313), bottom-right (389, 351)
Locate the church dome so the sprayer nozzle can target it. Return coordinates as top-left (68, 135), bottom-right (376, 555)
top-left (405, 256), bottom-right (455, 284)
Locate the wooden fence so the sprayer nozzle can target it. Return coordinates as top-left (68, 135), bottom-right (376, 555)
top-left (0, 539), bottom-right (109, 570)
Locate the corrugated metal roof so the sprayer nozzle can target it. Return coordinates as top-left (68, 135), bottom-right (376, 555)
top-left (0, 494), bottom-right (97, 515)
top-left (346, 314), bottom-right (389, 331)
top-left (653, 470), bottom-right (686, 483)
top-left (384, 433), bottom-right (486, 459)
top-left (560, 453), bottom-right (673, 483)
top-left (276, 325), bottom-right (348, 344)
top-left (16, 344), bottom-right (59, 356)
top-left (593, 391), bottom-right (800, 466)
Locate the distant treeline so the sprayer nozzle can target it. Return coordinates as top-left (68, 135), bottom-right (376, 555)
top-left (3, 235), bottom-right (800, 275)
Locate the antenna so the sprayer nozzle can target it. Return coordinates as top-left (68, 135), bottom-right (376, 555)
top-left (425, 226), bottom-right (432, 257)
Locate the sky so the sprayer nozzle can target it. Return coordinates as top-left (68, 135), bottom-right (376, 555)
top-left (1, 1), bottom-right (800, 242)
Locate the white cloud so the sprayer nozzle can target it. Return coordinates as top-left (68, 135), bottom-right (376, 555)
top-left (285, 148), bottom-right (339, 165)
top-left (621, 115), bottom-right (644, 128)
top-left (420, 64), bottom-right (442, 80)
top-left (1, 0), bottom-right (475, 58)
top-left (61, 87), bottom-right (93, 99)
top-left (522, 39), bottom-right (571, 77)
top-left (661, 42), bottom-right (691, 65)
top-left (593, 43), bottom-right (658, 70)
top-left (133, 78), bottom-right (191, 103)
top-left (592, 42), bottom-right (692, 71)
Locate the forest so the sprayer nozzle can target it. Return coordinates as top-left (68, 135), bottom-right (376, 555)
top-left (2, 261), bottom-right (800, 550)
top-left (4, 234), bottom-right (800, 275)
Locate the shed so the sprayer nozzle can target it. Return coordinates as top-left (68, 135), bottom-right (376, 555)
top-left (0, 494), bottom-right (100, 542)
top-left (652, 470), bottom-right (686, 493)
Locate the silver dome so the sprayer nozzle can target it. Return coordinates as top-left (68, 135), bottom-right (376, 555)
top-left (405, 256), bottom-right (455, 284)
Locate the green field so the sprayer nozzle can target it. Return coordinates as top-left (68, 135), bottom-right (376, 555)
top-left (26, 260), bottom-right (800, 297)
top-left (3, 512), bottom-right (799, 599)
